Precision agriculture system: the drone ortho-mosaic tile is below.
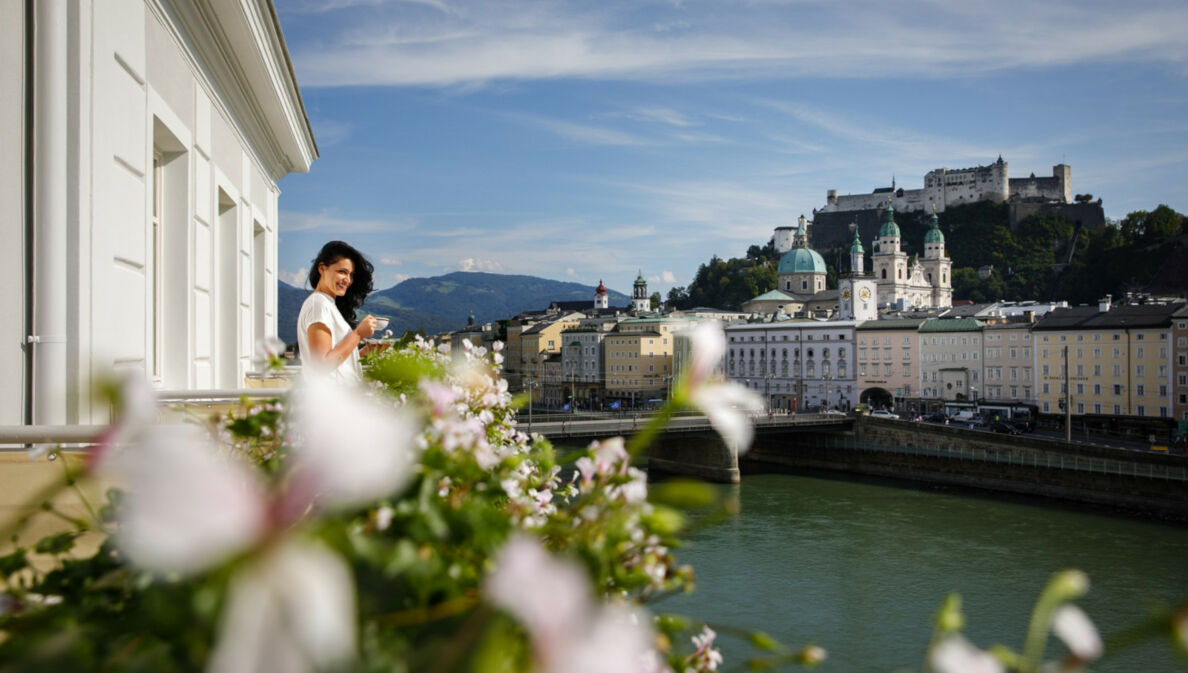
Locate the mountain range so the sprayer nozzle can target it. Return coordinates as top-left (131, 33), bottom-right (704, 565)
top-left (278, 271), bottom-right (631, 344)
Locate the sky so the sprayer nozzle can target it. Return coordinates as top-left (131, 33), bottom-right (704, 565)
top-left (273, 0), bottom-right (1188, 298)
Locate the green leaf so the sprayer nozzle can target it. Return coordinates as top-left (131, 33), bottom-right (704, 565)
top-left (34, 531), bottom-right (78, 555)
top-left (0, 548), bottom-right (28, 577)
top-left (642, 506), bottom-right (687, 536)
top-left (749, 630), bottom-right (783, 652)
top-left (648, 479), bottom-right (719, 510)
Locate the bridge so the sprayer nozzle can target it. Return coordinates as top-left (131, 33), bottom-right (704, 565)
top-left (523, 411), bottom-right (852, 442)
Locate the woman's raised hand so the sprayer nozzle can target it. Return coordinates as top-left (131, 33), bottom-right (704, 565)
top-left (356, 315), bottom-right (377, 339)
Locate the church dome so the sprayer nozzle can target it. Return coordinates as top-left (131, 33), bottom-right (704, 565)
top-left (924, 212), bottom-right (945, 244)
top-left (778, 247), bottom-right (827, 274)
top-left (596, 279), bottom-right (607, 295)
top-left (878, 205), bottom-right (900, 238)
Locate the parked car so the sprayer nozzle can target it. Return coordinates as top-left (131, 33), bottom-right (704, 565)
top-left (870, 410), bottom-right (899, 420)
top-left (922, 412), bottom-right (949, 424)
top-left (989, 421), bottom-right (1021, 435)
top-left (822, 409), bottom-right (847, 417)
top-left (1008, 418), bottom-right (1036, 433)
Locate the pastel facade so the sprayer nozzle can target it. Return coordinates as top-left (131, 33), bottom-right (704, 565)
top-left (1175, 306), bottom-right (1188, 421)
top-left (1033, 301), bottom-right (1178, 418)
top-left (856, 319), bottom-right (924, 406)
top-left (2, 0), bottom-right (316, 425)
top-left (981, 323), bottom-right (1035, 404)
top-left (918, 319), bottom-right (984, 402)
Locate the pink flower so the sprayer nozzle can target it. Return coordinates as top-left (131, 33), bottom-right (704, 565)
top-left (486, 535), bottom-right (657, 673)
top-left (113, 425), bottom-right (269, 576)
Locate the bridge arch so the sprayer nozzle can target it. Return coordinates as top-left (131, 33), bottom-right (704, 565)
top-left (860, 386), bottom-right (893, 410)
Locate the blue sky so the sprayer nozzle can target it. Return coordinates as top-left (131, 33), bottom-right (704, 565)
top-left (273, 0), bottom-right (1188, 297)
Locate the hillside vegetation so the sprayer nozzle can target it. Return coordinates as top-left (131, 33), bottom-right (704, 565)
top-left (667, 203), bottom-right (1187, 310)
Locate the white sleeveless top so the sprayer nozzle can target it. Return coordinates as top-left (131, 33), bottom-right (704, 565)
top-left (296, 292), bottom-right (361, 383)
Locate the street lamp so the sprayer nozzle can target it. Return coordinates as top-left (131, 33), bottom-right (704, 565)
top-left (524, 377), bottom-right (537, 433)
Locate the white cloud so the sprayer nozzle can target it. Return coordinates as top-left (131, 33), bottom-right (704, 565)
top-left (280, 210), bottom-right (415, 234)
top-left (628, 106), bottom-right (696, 127)
top-left (661, 270), bottom-right (676, 283)
top-left (279, 268), bottom-right (309, 287)
top-left (458, 258), bottom-right (504, 272)
top-left (393, 273), bottom-right (412, 284)
top-left (288, 2), bottom-right (1188, 88)
top-left (566, 268), bottom-right (577, 277)
top-left (377, 256), bottom-right (403, 265)
top-left (505, 113), bottom-right (657, 147)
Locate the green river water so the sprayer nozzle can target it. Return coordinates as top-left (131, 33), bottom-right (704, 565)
top-left (657, 471), bottom-right (1188, 672)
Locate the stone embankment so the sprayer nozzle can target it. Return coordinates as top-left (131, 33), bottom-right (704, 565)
top-left (742, 416), bottom-right (1188, 522)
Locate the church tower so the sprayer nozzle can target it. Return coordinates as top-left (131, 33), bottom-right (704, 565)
top-left (871, 203), bottom-right (909, 307)
top-left (921, 209), bottom-right (953, 308)
top-left (632, 271), bottom-right (650, 313)
top-left (594, 279), bottom-right (609, 309)
top-left (849, 225), bottom-right (865, 276)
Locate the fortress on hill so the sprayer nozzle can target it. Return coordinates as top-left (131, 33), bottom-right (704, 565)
top-left (808, 157), bottom-right (1104, 250)
top-left (817, 156), bottom-right (1071, 215)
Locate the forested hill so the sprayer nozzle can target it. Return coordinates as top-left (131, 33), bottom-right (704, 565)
top-left (278, 272), bottom-right (630, 344)
top-left (664, 202), bottom-right (1188, 310)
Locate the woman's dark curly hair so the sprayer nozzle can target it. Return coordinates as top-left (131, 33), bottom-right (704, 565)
top-left (308, 241), bottom-right (374, 328)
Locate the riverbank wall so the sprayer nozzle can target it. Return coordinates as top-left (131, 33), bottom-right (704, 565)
top-left (742, 417), bottom-right (1188, 522)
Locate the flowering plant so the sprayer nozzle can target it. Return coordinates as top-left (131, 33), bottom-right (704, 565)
top-left (0, 325), bottom-right (1184, 672)
top-left (0, 326), bottom-right (810, 672)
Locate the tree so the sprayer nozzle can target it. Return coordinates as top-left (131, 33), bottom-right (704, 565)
top-left (649, 292), bottom-right (662, 310)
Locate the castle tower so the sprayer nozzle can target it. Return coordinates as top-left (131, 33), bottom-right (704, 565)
top-left (594, 279), bottom-right (609, 309)
top-left (632, 271), bottom-right (649, 313)
top-left (849, 225), bottom-right (865, 276)
top-left (920, 210), bottom-right (952, 308)
top-left (871, 203), bottom-right (909, 306)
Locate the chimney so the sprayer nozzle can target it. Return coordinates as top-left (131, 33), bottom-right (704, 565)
top-left (1098, 294), bottom-right (1112, 313)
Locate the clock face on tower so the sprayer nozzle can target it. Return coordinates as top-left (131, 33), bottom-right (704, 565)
top-left (859, 287), bottom-right (872, 301)
top-left (841, 288), bottom-right (851, 300)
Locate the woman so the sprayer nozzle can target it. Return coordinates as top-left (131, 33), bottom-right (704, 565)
top-left (297, 241), bottom-right (379, 382)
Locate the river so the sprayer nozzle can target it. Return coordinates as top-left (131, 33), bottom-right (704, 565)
top-left (657, 471), bottom-right (1188, 672)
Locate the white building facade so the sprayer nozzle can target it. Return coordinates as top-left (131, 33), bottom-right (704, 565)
top-left (725, 320), bottom-right (858, 412)
top-left (2, 0), bottom-right (317, 425)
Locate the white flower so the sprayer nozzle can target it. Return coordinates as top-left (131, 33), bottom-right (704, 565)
top-left (686, 322), bottom-right (726, 386)
top-left (689, 383), bottom-right (765, 452)
top-left (1052, 604), bottom-right (1102, 662)
top-left (253, 336), bottom-right (287, 364)
top-left (930, 634), bottom-right (1004, 673)
top-left (486, 535), bottom-right (657, 673)
top-left (113, 425), bottom-right (269, 576)
top-left (682, 322), bottom-right (765, 451)
top-left (289, 376), bottom-right (422, 510)
top-left (207, 540), bottom-right (356, 673)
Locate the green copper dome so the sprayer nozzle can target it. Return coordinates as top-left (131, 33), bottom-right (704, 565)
top-left (878, 205), bottom-right (900, 238)
top-left (850, 228), bottom-right (864, 254)
top-left (777, 247), bottom-right (827, 274)
top-left (634, 271), bottom-right (646, 286)
top-left (924, 211), bottom-right (945, 244)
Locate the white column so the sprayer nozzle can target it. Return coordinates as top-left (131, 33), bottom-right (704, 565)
top-left (31, 0), bottom-right (69, 424)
